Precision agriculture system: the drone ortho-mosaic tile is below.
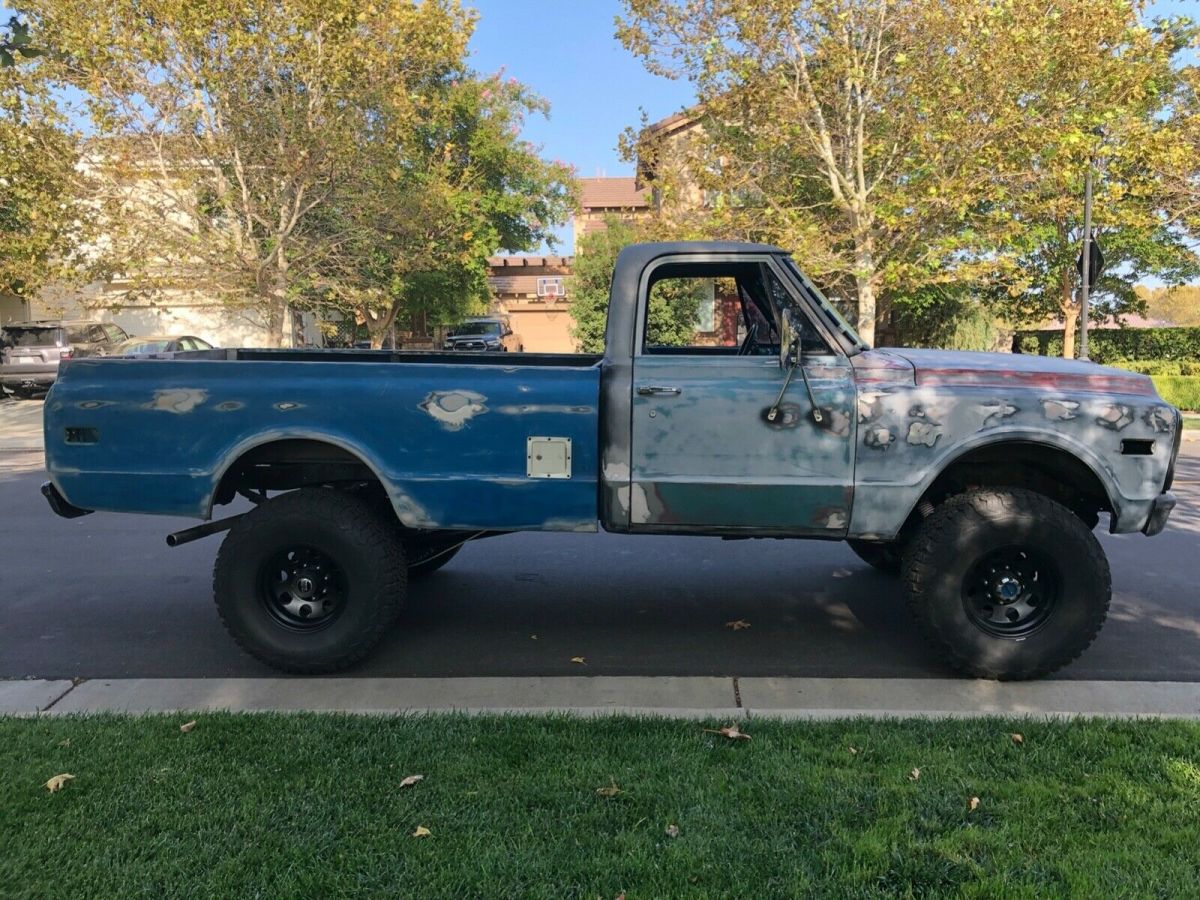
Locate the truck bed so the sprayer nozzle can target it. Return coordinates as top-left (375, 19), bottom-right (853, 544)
top-left (44, 353), bottom-right (602, 531)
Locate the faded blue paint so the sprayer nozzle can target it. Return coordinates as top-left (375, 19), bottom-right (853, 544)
top-left (45, 357), bottom-right (601, 532)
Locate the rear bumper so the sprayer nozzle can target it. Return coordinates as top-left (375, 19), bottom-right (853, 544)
top-left (1142, 492), bottom-right (1177, 537)
top-left (41, 481), bottom-right (93, 519)
top-left (1, 366), bottom-right (58, 388)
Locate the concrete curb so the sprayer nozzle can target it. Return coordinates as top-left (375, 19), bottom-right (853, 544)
top-left (3, 676), bottom-right (1199, 719)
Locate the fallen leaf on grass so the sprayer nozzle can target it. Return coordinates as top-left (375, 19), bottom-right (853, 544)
top-left (908, 768), bottom-right (921, 781)
top-left (704, 725), bottom-right (751, 741)
top-left (530, 634), bottom-right (538, 640)
top-left (44, 774), bottom-right (75, 793)
top-left (848, 747), bottom-right (859, 755)
top-left (968, 797), bottom-right (980, 812)
top-left (570, 656), bottom-right (586, 665)
top-left (412, 825), bottom-right (431, 838)
top-left (665, 824), bottom-right (680, 838)
top-left (399, 774), bottom-right (424, 789)
top-left (179, 720), bottom-right (197, 734)
top-left (725, 620), bottom-right (751, 631)
top-left (596, 780), bottom-right (622, 798)
top-left (57, 739), bottom-right (71, 748)
top-left (1009, 733), bottom-right (1024, 745)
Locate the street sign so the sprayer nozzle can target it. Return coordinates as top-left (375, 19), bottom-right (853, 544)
top-left (1075, 236), bottom-right (1105, 291)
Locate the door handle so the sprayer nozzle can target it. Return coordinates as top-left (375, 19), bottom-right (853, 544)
top-left (637, 385), bottom-right (682, 396)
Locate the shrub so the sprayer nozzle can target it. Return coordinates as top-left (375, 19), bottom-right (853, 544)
top-left (1150, 376), bottom-right (1200, 411)
top-left (1014, 327), bottom-right (1200, 363)
top-left (1110, 359), bottom-right (1200, 376)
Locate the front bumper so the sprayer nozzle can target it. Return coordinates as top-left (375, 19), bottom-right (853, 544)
top-left (1142, 492), bottom-right (1177, 537)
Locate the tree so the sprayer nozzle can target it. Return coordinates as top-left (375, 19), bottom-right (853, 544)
top-left (22, 0), bottom-right (573, 346)
top-left (0, 21), bottom-right (85, 301)
top-left (1137, 284), bottom-right (1200, 326)
top-left (0, 16), bottom-right (42, 67)
top-left (618, 0), bottom-right (1199, 351)
top-left (570, 216), bottom-right (701, 353)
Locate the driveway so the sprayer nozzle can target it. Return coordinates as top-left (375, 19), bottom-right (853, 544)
top-left (2, 430), bottom-right (1198, 682)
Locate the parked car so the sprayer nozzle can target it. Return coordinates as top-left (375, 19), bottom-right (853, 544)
top-left (42, 242), bottom-right (1180, 679)
top-left (1, 319), bottom-right (130, 398)
top-left (442, 316), bottom-right (522, 352)
top-left (112, 335), bottom-right (215, 358)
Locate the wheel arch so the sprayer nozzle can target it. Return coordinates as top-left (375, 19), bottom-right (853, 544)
top-left (894, 432), bottom-right (1118, 541)
top-left (207, 431), bottom-right (429, 529)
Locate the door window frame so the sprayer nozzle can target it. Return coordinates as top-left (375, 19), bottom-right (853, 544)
top-left (633, 253), bottom-right (847, 362)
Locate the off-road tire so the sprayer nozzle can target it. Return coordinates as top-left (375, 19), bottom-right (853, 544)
top-left (407, 542), bottom-right (462, 578)
top-left (847, 539), bottom-right (903, 575)
top-left (213, 488), bottom-right (406, 673)
top-left (902, 487), bottom-right (1110, 680)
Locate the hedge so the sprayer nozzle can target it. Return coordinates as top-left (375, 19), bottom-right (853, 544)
top-left (1151, 376), bottom-right (1200, 412)
top-left (1014, 327), bottom-right (1200, 364)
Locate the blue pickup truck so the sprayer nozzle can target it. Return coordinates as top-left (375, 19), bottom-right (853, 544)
top-left (42, 242), bottom-right (1181, 678)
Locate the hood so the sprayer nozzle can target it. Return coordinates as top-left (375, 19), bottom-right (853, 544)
top-left (872, 348), bottom-right (1157, 398)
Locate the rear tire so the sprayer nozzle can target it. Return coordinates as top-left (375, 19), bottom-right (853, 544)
top-left (847, 539), bottom-right (902, 574)
top-left (902, 488), bottom-right (1110, 680)
top-left (213, 488), bottom-right (406, 673)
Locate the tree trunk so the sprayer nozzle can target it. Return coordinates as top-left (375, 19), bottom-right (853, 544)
top-left (1059, 267), bottom-right (1077, 359)
top-left (853, 229), bottom-right (878, 346)
top-left (264, 295), bottom-right (286, 348)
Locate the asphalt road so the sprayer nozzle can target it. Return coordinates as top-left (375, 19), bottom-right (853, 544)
top-left (2, 407), bottom-right (1198, 680)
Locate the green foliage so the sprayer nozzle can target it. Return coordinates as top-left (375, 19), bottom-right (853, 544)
top-left (619, 0), bottom-right (1200, 354)
top-left (1110, 359), bottom-right (1200, 376)
top-left (22, 0), bottom-right (575, 346)
top-left (1016, 327), bottom-right (1200, 364)
top-left (1137, 284), bottom-right (1200, 327)
top-left (0, 16), bottom-right (42, 67)
top-left (570, 216), bottom-right (701, 353)
top-left (892, 284), bottom-right (1004, 351)
top-left (1151, 376), bottom-right (1200, 411)
top-left (0, 28), bottom-right (86, 298)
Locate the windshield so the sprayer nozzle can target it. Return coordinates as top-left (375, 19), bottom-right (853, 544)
top-left (1, 326), bottom-right (65, 348)
top-left (118, 339), bottom-right (172, 354)
top-left (779, 257), bottom-right (868, 352)
top-left (450, 322), bottom-right (502, 337)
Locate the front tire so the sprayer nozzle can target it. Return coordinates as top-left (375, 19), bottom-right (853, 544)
top-left (213, 488), bottom-right (406, 673)
top-left (902, 488), bottom-right (1110, 680)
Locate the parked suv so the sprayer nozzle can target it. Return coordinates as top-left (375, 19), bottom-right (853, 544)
top-left (442, 316), bottom-right (523, 352)
top-left (0, 320), bottom-right (130, 398)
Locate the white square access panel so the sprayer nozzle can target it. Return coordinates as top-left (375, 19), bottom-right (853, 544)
top-left (526, 436), bottom-right (572, 479)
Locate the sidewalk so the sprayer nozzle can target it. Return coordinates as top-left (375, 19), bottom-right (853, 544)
top-left (4, 676), bottom-right (1199, 718)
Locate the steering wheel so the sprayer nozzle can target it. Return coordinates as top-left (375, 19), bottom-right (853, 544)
top-left (738, 321), bottom-right (760, 356)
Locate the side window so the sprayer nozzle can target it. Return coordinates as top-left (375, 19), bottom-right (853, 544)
top-left (644, 276), bottom-right (742, 351)
top-left (640, 259), bottom-right (829, 357)
top-left (88, 325), bottom-right (107, 343)
top-left (765, 268), bottom-right (831, 355)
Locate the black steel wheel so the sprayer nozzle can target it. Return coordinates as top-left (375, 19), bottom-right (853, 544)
top-left (214, 488), bottom-right (406, 673)
top-left (260, 546), bottom-right (346, 630)
top-left (903, 488), bottom-right (1110, 680)
top-left (962, 547), bottom-right (1058, 638)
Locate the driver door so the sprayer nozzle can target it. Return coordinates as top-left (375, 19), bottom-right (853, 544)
top-left (627, 256), bottom-right (856, 534)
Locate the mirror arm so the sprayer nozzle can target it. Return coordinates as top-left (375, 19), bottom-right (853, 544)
top-left (768, 347), bottom-right (824, 425)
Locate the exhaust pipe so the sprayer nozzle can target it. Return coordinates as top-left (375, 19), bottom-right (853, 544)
top-left (166, 514), bottom-right (244, 547)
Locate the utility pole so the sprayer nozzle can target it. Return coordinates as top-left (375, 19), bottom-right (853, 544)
top-left (1079, 163), bottom-right (1094, 360)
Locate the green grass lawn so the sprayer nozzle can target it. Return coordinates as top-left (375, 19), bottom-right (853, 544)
top-left (3, 714), bottom-right (1199, 898)
top-left (1183, 414), bottom-right (1199, 430)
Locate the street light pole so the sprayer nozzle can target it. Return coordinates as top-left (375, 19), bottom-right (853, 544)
top-left (1079, 161), bottom-right (1094, 361)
